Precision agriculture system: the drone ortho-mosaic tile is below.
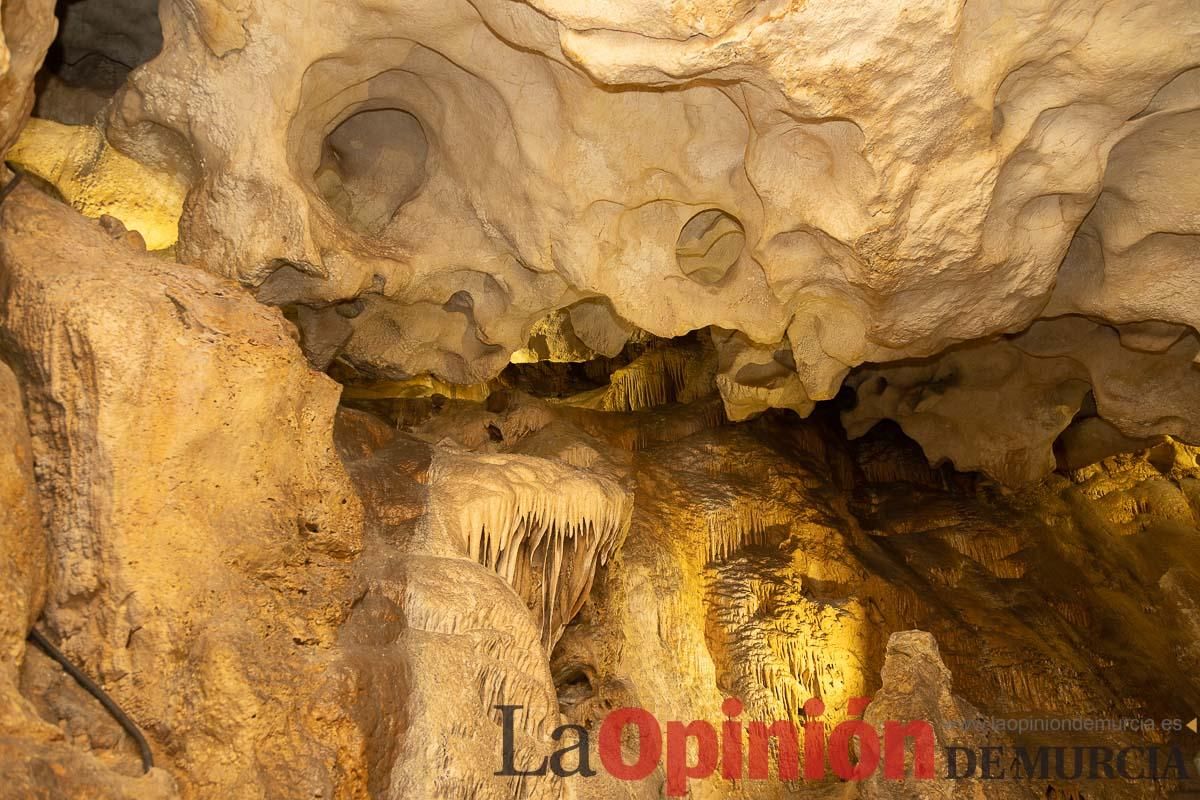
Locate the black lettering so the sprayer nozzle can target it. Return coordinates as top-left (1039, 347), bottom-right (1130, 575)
top-left (494, 705), bottom-right (549, 776)
top-left (1053, 747), bottom-right (1083, 780)
top-left (1011, 747), bottom-right (1050, 779)
top-left (549, 724), bottom-right (595, 777)
top-left (1162, 748), bottom-right (1189, 780)
top-left (1116, 747), bottom-right (1145, 780)
top-left (980, 746), bottom-right (1004, 779)
top-left (1087, 747), bottom-right (1114, 779)
top-left (945, 747), bottom-right (977, 778)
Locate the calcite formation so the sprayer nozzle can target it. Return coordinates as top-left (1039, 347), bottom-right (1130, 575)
top-left (0, 187), bottom-right (363, 797)
top-left (61, 0), bottom-right (1197, 483)
top-left (551, 408), bottom-right (1200, 799)
top-left (0, 0), bottom-right (55, 155)
top-left (2, 183), bottom-right (1199, 797)
top-left (1, 1), bottom-right (1199, 799)
top-left (430, 451), bottom-right (630, 648)
top-left (0, 360), bottom-right (46, 729)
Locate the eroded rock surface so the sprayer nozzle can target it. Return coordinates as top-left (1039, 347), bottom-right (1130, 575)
top-left (0, 0), bottom-right (55, 156)
top-left (46, 0), bottom-right (1191, 484)
top-left (2, 1), bottom-right (1200, 798)
top-left (330, 376), bottom-right (642, 799)
top-left (548, 402), bottom-right (1200, 798)
top-left (860, 631), bottom-right (1039, 800)
top-left (0, 186), bottom-right (364, 798)
top-left (0, 360), bottom-right (45, 726)
top-left (2, 182), bottom-right (1199, 796)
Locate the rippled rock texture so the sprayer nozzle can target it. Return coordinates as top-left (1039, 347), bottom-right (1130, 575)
top-left (2, 185), bottom-right (1199, 796)
top-left (1, 1), bottom-right (1199, 798)
top-left (12, 0), bottom-right (1194, 483)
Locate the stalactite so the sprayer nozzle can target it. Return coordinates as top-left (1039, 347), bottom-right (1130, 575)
top-left (707, 500), bottom-right (792, 562)
top-left (432, 454), bottom-right (632, 651)
top-left (940, 531), bottom-right (1026, 578)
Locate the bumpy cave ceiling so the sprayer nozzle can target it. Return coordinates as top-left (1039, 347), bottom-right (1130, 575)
top-left (1, 0), bottom-right (1199, 798)
top-left (9, 0), bottom-right (1200, 486)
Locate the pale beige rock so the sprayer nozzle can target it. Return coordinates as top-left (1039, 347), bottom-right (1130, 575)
top-left (0, 186), bottom-right (366, 798)
top-left (1046, 70), bottom-right (1200, 331)
top-left (844, 317), bottom-right (1200, 484)
top-left (0, 360), bottom-right (46, 727)
top-left (84, 0), bottom-right (1200, 482)
top-left (4, 3), bottom-right (1200, 799)
top-left (712, 327), bottom-right (812, 422)
top-left (0, 0), bottom-right (55, 157)
top-left (335, 391), bottom-right (638, 800)
top-left (0, 232), bottom-right (1197, 796)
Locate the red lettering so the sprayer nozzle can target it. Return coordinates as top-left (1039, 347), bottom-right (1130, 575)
top-left (721, 698), bottom-right (743, 779)
top-left (748, 721), bottom-right (800, 780)
top-left (598, 708), bottom-right (662, 781)
top-left (665, 720), bottom-right (718, 796)
top-left (804, 698), bottom-right (826, 779)
top-left (883, 720), bottom-right (935, 779)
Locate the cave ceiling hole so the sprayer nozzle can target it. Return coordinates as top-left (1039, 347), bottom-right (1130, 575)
top-left (315, 107), bottom-right (429, 236)
top-left (676, 208), bottom-right (746, 285)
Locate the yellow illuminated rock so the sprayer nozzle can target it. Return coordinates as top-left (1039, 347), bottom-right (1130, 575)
top-left (1, 0), bottom-right (1198, 798)
top-left (8, 119), bottom-right (184, 250)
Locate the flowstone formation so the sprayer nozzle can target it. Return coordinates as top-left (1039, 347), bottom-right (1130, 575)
top-left (71, 0), bottom-right (1200, 484)
top-left (2, 1), bottom-right (1200, 799)
top-left (547, 402), bottom-right (1200, 799)
top-left (1, 185), bottom-right (364, 798)
top-left (2, 187), bottom-right (1200, 797)
top-left (9, 0), bottom-right (1197, 482)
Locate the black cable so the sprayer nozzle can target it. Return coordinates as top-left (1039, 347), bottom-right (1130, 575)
top-left (0, 168), bottom-right (22, 204)
top-left (5, 166), bottom-right (152, 773)
top-left (27, 626), bottom-right (155, 774)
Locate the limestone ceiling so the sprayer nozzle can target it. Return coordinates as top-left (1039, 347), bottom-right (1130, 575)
top-left (11, 0), bottom-right (1200, 484)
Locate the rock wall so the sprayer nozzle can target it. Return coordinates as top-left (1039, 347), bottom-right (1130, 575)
top-left (69, 0), bottom-right (1200, 484)
top-left (1, 1), bottom-right (1198, 798)
top-left (0, 0), bottom-right (55, 156)
top-left (0, 358), bottom-right (49, 743)
top-left (1, 183), bottom-right (1198, 796)
top-left (0, 185), bottom-right (365, 798)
